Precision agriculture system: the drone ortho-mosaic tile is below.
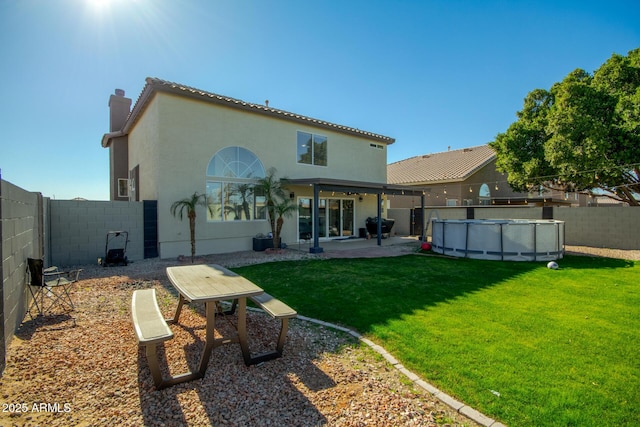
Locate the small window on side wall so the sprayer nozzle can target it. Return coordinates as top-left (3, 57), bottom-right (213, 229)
top-left (118, 179), bottom-right (129, 198)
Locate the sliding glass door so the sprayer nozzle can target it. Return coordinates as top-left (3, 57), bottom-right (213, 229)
top-left (328, 199), bottom-right (340, 236)
top-left (298, 198), bottom-right (354, 240)
top-left (342, 200), bottom-right (354, 236)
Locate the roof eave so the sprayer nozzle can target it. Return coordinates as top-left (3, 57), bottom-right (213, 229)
top-left (122, 78), bottom-right (395, 144)
top-left (462, 155), bottom-right (496, 180)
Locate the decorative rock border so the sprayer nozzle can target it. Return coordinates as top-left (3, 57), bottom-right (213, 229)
top-left (296, 314), bottom-right (508, 427)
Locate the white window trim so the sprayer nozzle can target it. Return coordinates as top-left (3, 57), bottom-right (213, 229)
top-left (205, 147), bottom-right (267, 222)
top-left (117, 178), bottom-right (129, 198)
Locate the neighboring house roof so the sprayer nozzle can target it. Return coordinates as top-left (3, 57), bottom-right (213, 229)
top-left (103, 77), bottom-right (395, 147)
top-left (593, 196), bottom-right (628, 206)
top-left (387, 145), bottom-right (496, 185)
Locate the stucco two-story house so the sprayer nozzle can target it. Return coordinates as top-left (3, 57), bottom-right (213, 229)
top-left (102, 78), bottom-right (425, 258)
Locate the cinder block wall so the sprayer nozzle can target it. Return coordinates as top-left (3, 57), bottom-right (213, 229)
top-left (48, 200), bottom-right (144, 266)
top-left (473, 207), bottom-right (545, 220)
top-left (388, 206), bottom-right (639, 250)
top-left (555, 207), bottom-right (639, 250)
top-left (1, 179), bottom-right (41, 374)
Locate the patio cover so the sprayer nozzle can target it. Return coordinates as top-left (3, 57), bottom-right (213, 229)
top-left (287, 178), bottom-right (430, 253)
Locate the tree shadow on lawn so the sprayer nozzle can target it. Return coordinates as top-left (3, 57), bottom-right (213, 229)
top-left (230, 253), bottom-right (635, 334)
top-left (553, 254), bottom-right (636, 270)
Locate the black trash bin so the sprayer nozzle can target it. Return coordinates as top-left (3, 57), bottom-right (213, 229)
top-left (253, 237), bottom-right (274, 251)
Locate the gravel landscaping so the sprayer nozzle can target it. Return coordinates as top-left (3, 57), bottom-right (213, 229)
top-left (2, 244), bottom-right (637, 427)
top-left (1, 247), bottom-right (479, 427)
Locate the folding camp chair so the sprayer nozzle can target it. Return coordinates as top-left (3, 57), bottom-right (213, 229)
top-left (27, 258), bottom-right (81, 318)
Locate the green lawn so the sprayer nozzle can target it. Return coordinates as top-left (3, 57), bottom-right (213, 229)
top-left (233, 254), bottom-right (640, 427)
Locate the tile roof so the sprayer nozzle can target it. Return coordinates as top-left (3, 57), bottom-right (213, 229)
top-left (387, 145), bottom-right (496, 185)
top-left (122, 77), bottom-right (395, 144)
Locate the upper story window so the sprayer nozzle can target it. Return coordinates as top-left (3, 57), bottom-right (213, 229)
top-left (479, 184), bottom-right (490, 198)
top-left (207, 146), bottom-right (265, 178)
top-left (297, 131), bottom-right (327, 166)
top-left (206, 147), bottom-right (266, 221)
top-left (478, 183), bottom-right (491, 205)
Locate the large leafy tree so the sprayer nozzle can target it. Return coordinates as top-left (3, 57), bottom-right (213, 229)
top-left (490, 48), bottom-right (640, 205)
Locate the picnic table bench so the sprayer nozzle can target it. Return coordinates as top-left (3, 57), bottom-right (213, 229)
top-left (131, 288), bottom-right (179, 389)
top-left (249, 293), bottom-right (297, 364)
top-left (131, 265), bottom-right (297, 389)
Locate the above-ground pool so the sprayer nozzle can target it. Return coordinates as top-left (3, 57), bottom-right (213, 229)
top-left (431, 219), bottom-right (564, 261)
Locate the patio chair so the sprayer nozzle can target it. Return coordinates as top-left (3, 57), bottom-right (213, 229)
top-left (26, 258), bottom-right (81, 318)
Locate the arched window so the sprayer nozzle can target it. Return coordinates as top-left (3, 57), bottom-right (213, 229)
top-left (207, 146), bottom-right (265, 179)
top-left (206, 147), bottom-right (266, 221)
top-left (479, 183), bottom-right (491, 205)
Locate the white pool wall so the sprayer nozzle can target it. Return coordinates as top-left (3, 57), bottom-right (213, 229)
top-left (431, 219), bottom-right (564, 261)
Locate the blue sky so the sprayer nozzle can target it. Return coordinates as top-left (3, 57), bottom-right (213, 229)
top-left (0, 0), bottom-right (638, 200)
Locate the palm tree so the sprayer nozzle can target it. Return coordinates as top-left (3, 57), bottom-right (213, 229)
top-left (272, 199), bottom-right (299, 249)
top-left (255, 168), bottom-right (298, 250)
top-left (170, 192), bottom-right (212, 262)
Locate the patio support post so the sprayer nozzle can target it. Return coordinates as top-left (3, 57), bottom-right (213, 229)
top-left (421, 193), bottom-right (426, 242)
top-left (309, 184), bottom-right (324, 253)
top-left (376, 193), bottom-right (382, 246)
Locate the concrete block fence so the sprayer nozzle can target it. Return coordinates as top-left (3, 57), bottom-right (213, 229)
top-left (48, 200), bottom-right (144, 266)
top-left (388, 205), bottom-right (639, 250)
top-left (1, 178), bottom-right (42, 375)
top-left (1, 178), bottom-right (147, 376)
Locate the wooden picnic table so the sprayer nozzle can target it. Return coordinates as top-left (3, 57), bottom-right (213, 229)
top-left (166, 264), bottom-right (264, 378)
top-left (132, 263), bottom-right (296, 389)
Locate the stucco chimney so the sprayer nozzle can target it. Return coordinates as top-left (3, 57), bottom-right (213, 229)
top-left (109, 89), bottom-right (132, 132)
